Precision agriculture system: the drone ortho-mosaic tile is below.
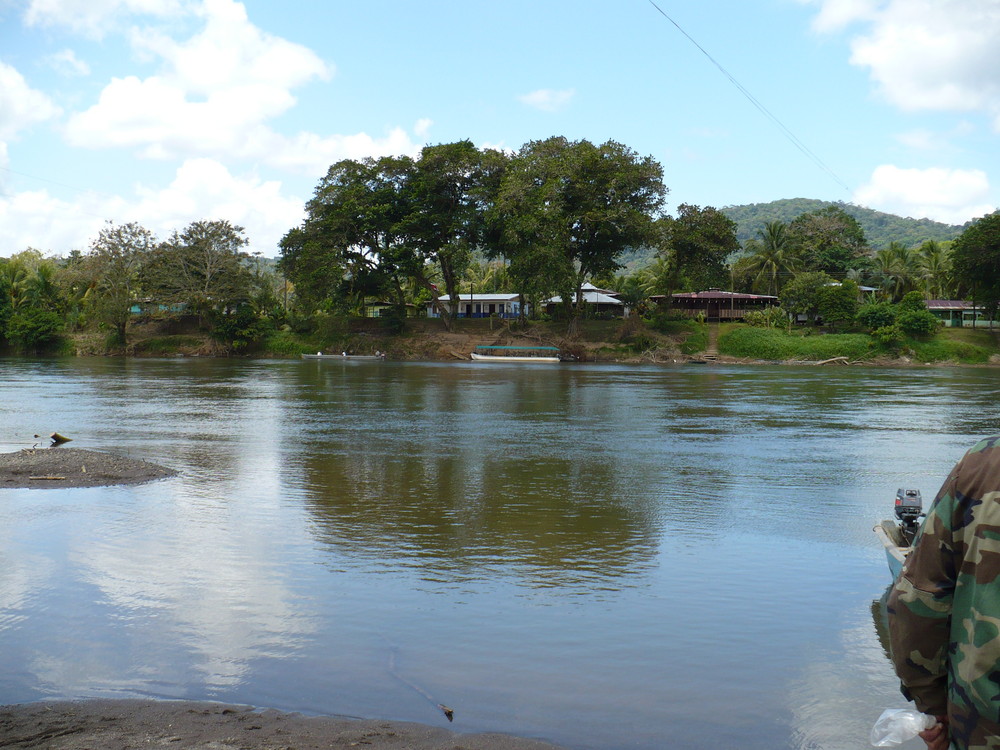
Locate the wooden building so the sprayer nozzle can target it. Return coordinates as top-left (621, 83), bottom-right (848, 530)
top-left (656, 289), bottom-right (779, 321)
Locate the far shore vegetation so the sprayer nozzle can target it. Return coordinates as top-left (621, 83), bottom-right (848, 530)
top-left (2, 136), bottom-right (1000, 367)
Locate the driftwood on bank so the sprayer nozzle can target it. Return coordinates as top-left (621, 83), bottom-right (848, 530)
top-left (815, 356), bottom-right (850, 366)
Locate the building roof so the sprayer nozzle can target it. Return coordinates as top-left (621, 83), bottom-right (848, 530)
top-left (669, 289), bottom-right (779, 301)
top-left (926, 299), bottom-right (974, 311)
top-left (545, 289), bottom-right (623, 306)
top-left (433, 293), bottom-right (520, 303)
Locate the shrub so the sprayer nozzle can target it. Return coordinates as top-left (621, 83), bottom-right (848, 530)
top-left (743, 307), bottom-right (788, 328)
top-left (211, 307), bottom-right (273, 352)
top-left (857, 303), bottom-right (897, 330)
top-left (896, 309), bottom-right (940, 337)
top-left (898, 291), bottom-right (927, 312)
top-left (871, 324), bottom-right (904, 348)
top-left (263, 330), bottom-right (310, 357)
top-left (6, 308), bottom-right (63, 353)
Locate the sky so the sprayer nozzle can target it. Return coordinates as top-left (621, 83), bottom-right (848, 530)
top-left (1, 0), bottom-right (999, 259)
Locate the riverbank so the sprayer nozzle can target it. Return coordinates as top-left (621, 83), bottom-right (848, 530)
top-left (49, 316), bottom-right (1000, 366)
top-left (0, 699), bottom-right (568, 750)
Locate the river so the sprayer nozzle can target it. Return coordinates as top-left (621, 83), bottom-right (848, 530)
top-left (1, 357), bottom-right (999, 749)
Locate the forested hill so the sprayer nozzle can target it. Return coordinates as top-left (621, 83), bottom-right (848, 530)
top-left (721, 198), bottom-right (965, 249)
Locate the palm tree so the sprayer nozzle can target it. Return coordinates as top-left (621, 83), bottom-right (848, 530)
top-left (917, 241), bottom-right (953, 300)
top-left (873, 242), bottom-right (921, 302)
top-left (638, 255), bottom-right (674, 298)
top-left (0, 258), bottom-right (29, 309)
top-left (741, 221), bottom-right (798, 296)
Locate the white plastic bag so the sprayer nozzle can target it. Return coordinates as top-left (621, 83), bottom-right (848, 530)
top-left (870, 708), bottom-right (937, 746)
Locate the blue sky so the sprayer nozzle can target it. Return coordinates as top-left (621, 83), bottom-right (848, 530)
top-left (1, 0), bottom-right (998, 258)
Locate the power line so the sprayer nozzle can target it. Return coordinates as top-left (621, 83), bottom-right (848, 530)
top-left (645, 0), bottom-right (850, 192)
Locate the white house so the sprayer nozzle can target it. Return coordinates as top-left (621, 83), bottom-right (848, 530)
top-left (426, 293), bottom-right (527, 319)
top-left (544, 282), bottom-right (626, 317)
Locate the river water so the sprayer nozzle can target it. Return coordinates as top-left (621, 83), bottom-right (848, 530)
top-left (1, 358), bottom-right (999, 749)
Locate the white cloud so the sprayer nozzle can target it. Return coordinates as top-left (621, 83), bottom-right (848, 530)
top-left (132, 158), bottom-right (305, 252)
top-left (46, 49), bottom-right (92, 77)
top-left (518, 88), bottom-right (575, 113)
top-left (59, 0), bottom-right (427, 175)
top-left (0, 159), bottom-right (304, 257)
top-left (805, 0), bottom-right (1000, 127)
top-left (24, 0), bottom-right (186, 37)
top-left (853, 164), bottom-right (995, 225)
top-left (65, 0), bottom-right (333, 162)
top-left (0, 62), bottom-right (61, 141)
top-left (0, 188), bottom-right (111, 256)
top-left (799, 0), bottom-right (878, 33)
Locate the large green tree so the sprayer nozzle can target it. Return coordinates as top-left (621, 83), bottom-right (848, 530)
top-left (951, 212), bottom-right (1000, 321)
top-left (780, 271), bottom-right (833, 324)
top-left (655, 204), bottom-right (739, 298)
top-left (86, 221), bottom-right (156, 344)
top-left (491, 136), bottom-right (666, 321)
top-left (404, 140), bottom-right (501, 330)
top-left (146, 219), bottom-right (252, 316)
top-left (280, 155), bottom-right (417, 314)
top-left (786, 206), bottom-right (868, 275)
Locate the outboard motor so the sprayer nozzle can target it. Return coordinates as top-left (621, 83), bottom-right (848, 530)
top-left (895, 488), bottom-right (923, 544)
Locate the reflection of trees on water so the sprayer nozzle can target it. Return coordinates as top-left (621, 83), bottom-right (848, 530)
top-left (300, 446), bottom-right (661, 587)
top-left (287, 363), bottom-right (806, 586)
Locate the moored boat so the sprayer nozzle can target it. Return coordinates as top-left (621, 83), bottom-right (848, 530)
top-left (874, 488), bottom-right (924, 579)
top-left (301, 352), bottom-right (386, 360)
top-left (470, 345), bottom-right (561, 363)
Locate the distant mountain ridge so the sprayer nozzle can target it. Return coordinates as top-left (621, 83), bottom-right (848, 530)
top-left (616, 198), bottom-right (966, 272)
top-left (720, 198), bottom-right (964, 249)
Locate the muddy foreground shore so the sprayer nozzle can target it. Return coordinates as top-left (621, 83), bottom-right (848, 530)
top-left (0, 699), bottom-right (568, 750)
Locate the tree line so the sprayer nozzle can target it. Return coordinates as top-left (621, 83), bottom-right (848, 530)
top-left (0, 219), bottom-right (284, 353)
top-left (2, 135), bottom-right (999, 354)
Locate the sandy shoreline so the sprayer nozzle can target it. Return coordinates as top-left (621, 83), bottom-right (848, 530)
top-left (0, 699), bottom-right (569, 749)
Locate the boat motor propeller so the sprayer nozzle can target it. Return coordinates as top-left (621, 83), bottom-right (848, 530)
top-left (895, 488), bottom-right (923, 542)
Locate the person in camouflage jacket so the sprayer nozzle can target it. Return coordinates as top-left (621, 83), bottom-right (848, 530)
top-left (888, 436), bottom-right (1000, 750)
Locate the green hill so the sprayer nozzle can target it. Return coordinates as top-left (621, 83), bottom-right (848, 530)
top-left (720, 198), bottom-right (964, 250)
top-left (618, 198), bottom-right (965, 273)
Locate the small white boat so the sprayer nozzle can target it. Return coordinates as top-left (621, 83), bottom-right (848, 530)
top-left (470, 345), bottom-right (561, 363)
top-left (301, 352), bottom-right (385, 360)
top-left (874, 488), bottom-right (923, 579)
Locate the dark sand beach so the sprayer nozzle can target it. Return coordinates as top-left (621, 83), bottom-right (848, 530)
top-left (0, 447), bottom-right (177, 488)
top-left (0, 700), bottom-right (569, 750)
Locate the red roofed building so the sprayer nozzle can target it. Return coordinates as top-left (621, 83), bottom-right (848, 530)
top-left (653, 289), bottom-right (779, 321)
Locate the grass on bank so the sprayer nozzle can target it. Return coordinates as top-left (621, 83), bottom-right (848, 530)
top-left (719, 325), bottom-right (997, 364)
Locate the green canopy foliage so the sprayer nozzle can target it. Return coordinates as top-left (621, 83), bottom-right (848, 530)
top-left (654, 204), bottom-right (738, 296)
top-left (951, 213), bottom-right (1000, 318)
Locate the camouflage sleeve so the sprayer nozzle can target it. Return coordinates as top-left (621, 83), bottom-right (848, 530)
top-left (887, 466), bottom-right (960, 717)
